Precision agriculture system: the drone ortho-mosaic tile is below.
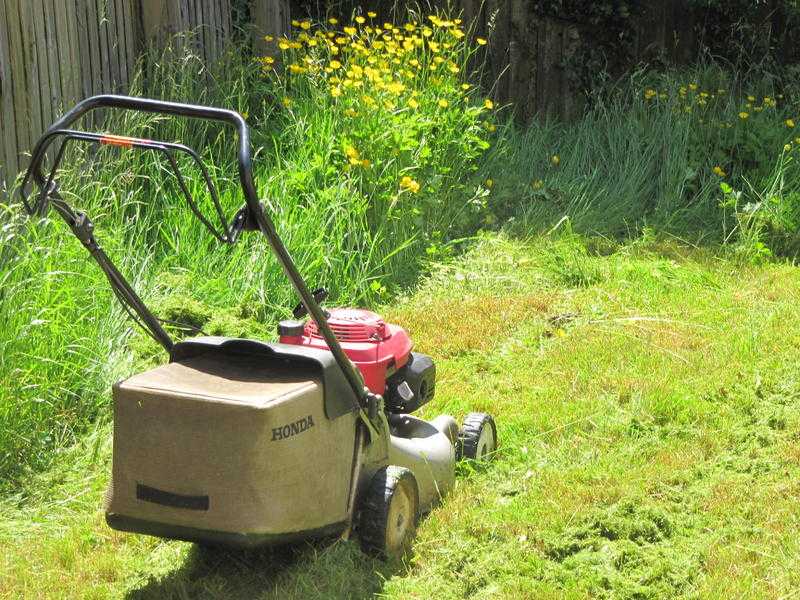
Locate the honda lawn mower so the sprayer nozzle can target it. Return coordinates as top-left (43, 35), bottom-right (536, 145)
top-left (18, 95), bottom-right (497, 558)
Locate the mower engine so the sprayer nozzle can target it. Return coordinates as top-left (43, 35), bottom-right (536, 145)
top-left (278, 308), bottom-right (435, 414)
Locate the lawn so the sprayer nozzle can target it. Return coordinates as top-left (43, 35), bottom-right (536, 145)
top-left (3, 231), bottom-right (800, 599)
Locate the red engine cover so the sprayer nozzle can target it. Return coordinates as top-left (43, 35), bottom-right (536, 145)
top-left (279, 308), bottom-right (413, 395)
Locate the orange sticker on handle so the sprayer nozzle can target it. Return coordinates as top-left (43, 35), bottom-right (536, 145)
top-left (99, 134), bottom-right (135, 148)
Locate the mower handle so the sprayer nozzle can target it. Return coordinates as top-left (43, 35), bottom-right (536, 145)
top-left (22, 95), bottom-right (258, 216)
top-left (19, 95), bottom-right (373, 421)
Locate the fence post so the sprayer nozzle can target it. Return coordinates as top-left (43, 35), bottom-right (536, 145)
top-left (250, 0), bottom-right (290, 56)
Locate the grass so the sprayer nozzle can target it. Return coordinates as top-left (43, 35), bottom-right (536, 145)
top-left (3, 232), bottom-right (800, 598)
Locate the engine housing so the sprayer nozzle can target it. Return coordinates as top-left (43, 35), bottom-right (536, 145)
top-left (278, 308), bottom-right (435, 413)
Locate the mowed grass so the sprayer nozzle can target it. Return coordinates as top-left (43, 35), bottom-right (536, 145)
top-left (3, 232), bottom-right (800, 599)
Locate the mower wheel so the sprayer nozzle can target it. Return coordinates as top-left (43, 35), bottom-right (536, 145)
top-left (358, 466), bottom-right (419, 559)
top-left (457, 413), bottom-right (497, 460)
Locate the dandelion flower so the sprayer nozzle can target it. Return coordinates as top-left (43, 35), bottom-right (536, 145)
top-left (739, 112), bottom-right (749, 120)
top-left (551, 155), bottom-right (560, 166)
top-left (484, 98), bottom-right (494, 110)
top-left (689, 83), bottom-right (698, 91)
top-left (300, 21), bottom-right (311, 30)
top-left (355, 16), bottom-right (366, 24)
top-left (461, 83), bottom-right (470, 91)
top-left (532, 179), bottom-right (544, 190)
top-left (281, 97), bottom-right (292, 108)
top-left (368, 11), bottom-right (377, 18)
top-left (408, 98), bottom-right (419, 109)
top-left (786, 119), bottom-right (796, 128)
top-left (329, 60), bottom-right (342, 69)
top-left (644, 89), bottom-right (657, 100)
top-left (344, 26), bottom-right (357, 36)
top-left (438, 99), bottom-right (449, 108)
top-left (476, 37), bottom-right (487, 45)
top-left (713, 166), bottom-right (727, 177)
top-left (330, 86), bottom-right (342, 97)
top-left (264, 35), bottom-right (274, 42)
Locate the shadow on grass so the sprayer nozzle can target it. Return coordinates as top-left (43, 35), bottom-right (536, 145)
top-left (125, 537), bottom-right (406, 600)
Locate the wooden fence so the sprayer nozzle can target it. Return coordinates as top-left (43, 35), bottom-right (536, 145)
top-left (0, 0), bottom-right (247, 192)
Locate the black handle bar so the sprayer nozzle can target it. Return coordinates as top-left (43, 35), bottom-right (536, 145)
top-left (18, 95), bottom-right (372, 421)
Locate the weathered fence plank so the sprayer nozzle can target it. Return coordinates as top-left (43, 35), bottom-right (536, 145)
top-left (0, 0), bottom-right (18, 183)
top-left (251, 0), bottom-right (290, 56)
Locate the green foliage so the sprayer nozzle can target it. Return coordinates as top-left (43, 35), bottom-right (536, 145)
top-left (480, 64), bottom-right (800, 259)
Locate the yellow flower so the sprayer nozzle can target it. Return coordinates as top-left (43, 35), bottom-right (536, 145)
top-left (355, 16), bottom-right (366, 24)
top-left (551, 155), bottom-right (560, 166)
top-left (344, 108), bottom-right (358, 117)
top-left (261, 56), bottom-right (275, 65)
top-left (360, 159), bottom-right (371, 168)
top-left (487, 124), bottom-right (496, 133)
top-left (747, 95), bottom-right (756, 102)
top-left (739, 112), bottom-right (749, 120)
top-left (328, 17), bottom-right (338, 25)
top-left (281, 97), bottom-right (292, 108)
top-left (344, 26), bottom-right (357, 36)
top-left (368, 11), bottom-right (377, 18)
top-left (532, 179), bottom-right (544, 190)
top-left (288, 63), bottom-right (305, 74)
top-left (451, 29), bottom-right (465, 39)
top-left (784, 144), bottom-right (792, 152)
top-left (476, 37), bottom-right (487, 45)
top-left (795, 137), bottom-right (800, 145)
top-left (644, 89), bottom-right (657, 100)
top-left (485, 178), bottom-right (493, 188)
top-left (484, 98), bottom-right (494, 110)
top-left (461, 83), bottom-right (470, 91)
top-left (408, 98), bottom-right (419, 109)
top-left (300, 20), bottom-right (311, 30)
top-left (689, 83), bottom-right (698, 91)
top-left (438, 99), bottom-right (449, 108)
top-left (330, 86), bottom-right (342, 97)
top-left (291, 19), bottom-right (300, 27)
top-left (400, 176), bottom-right (421, 193)
top-left (786, 119), bottom-right (796, 128)
top-left (264, 35), bottom-right (274, 42)
top-left (278, 41), bottom-right (290, 50)
top-left (329, 60), bottom-right (342, 69)
top-left (712, 166), bottom-right (727, 177)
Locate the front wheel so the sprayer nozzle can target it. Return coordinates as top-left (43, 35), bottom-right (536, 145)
top-left (457, 413), bottom-right (497, 460)
top-left (358, 466), bottom-right (419, 559)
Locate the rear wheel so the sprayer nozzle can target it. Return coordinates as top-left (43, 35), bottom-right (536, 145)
top-left (457, 413), bottom-right (497, 460)
top-left (358, 466), bottom-right (419, 559)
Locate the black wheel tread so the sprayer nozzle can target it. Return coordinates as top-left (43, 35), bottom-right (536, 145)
top-left (358, 466), bottom-right (418, 558)
top-left (457, 412), bottom-right (497, 460)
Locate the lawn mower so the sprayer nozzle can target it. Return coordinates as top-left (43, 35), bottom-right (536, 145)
top-left (18, 95), bottom-right (497, 558)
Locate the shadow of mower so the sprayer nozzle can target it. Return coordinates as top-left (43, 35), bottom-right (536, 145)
top-left (125, 537), bottom-right (407, 600)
